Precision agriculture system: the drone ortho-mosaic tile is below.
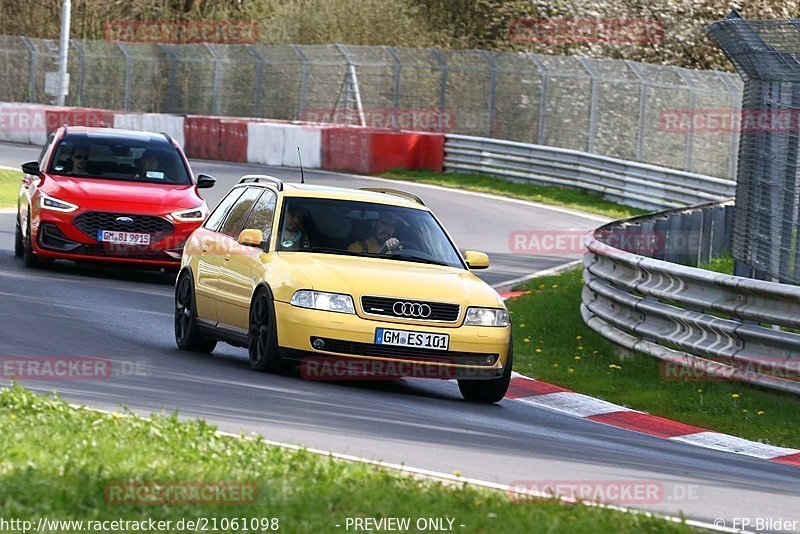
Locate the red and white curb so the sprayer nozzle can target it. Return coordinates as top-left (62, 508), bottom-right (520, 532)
top-left (503, 370), bottom-right (800, 468)
top-left (496, 285), bottom-right (800, 469)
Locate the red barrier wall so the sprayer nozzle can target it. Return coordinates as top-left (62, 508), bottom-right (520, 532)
top-left (322, 127), bottom-right (444, 174)
top-left (219, 119), bottom-right (248, 163)
top-left (183, 116), bottom-right (222, 160)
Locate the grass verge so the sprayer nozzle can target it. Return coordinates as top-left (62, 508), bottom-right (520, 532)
top-left (699, 254), bottom-right (734, 275)
top-left (0, 385), bottom-right (690, 533)
top-left (507, 268), bottom-right (800, 449)
top-left (0, 169), bottom-right (21, 208)
top-left (380, 169), bottom-right (647, 220)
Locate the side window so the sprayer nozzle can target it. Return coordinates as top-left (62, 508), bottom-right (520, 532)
top-left (243, 189), bottom-right (277, 240)
top-left (204, 188), bottom-right (245, 232)
top-left (218, 187), bottom-right (263, 238)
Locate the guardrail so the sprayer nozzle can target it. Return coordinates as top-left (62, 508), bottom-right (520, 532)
top-left (581, 200), bottom-right (800, 395)
top-left (444, 134), bottom-right (736, 212)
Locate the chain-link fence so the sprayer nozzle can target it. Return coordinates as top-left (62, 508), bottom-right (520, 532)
top-left (707, 14), bottom-right (800, 285)
top-left (0, 35), bottom-right (743, 179)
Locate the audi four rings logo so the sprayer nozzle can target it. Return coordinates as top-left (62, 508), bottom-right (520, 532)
top-left (392, 301), bottom-right (432, 318)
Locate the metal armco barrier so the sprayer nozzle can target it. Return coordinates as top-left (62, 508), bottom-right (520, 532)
top-left (444, 134), bottom-right (736, 211)
top-left (582, 200), bottom-right (800, 395)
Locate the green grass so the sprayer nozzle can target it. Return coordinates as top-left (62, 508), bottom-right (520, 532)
top-left (0, 385), bottom-right (690, 533)
top-left (507, 268), bottom-right (800, 449)
top-left (380, 169), bottom-right (648, 220)
top-left (699, 254), bottom-right (734, 275)
top-left (0, 169), bottom-right (21, 208)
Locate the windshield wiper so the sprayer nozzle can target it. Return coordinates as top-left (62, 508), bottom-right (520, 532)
top-left (302, 246), bottom-right (370, 258)
top-left (386, 254), bottom-right (451, 267)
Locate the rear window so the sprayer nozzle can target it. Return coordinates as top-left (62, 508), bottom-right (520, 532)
top-left (48, 137), bottom-right (191, 185)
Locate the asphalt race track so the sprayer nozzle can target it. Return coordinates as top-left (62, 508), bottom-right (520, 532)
top-left (0, 141), bottom-right (798, 528)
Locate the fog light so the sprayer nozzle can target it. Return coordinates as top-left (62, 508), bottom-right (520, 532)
top-left (312, 339), bottom-right (325, 350)
top-left (486, 355), bottom-right (494, 364)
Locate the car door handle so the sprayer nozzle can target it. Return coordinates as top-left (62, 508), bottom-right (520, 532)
top-left (201, 244), bottom-right (209, 252)
top-left (224, 254), bottom-right (231, 262)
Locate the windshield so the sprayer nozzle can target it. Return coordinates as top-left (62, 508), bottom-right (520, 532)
top-left (48, 137), bottom-right (192, 185)
top-left (277, 197), bottom-right (464, 268)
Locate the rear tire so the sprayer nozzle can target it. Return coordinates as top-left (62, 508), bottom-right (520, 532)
top-left (458, 349), bottom-right (513, 403)
top-left (248, 288), bottom-right (283, 373)
top-left (14, 212), bottom-right (23, 257)
top-left (174, 272), bottom-right (217, 353)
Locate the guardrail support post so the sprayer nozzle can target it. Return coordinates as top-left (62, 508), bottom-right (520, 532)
top-left (384, 46), bottom-right (402, 130)
top-left (430, 50), bottom-right (448, 133)
top-left (116, 43), bottom-right (132, 111)
top-left (290, 44), bottom-right (309, 121)
top-left (479, 50), bottom-right (497, 137)
top-left (247, 45), bottom-right (265, 117)
top-left (19, 36), bottom-right (39, 103)
top-left (158, 44), bottom-right (179, 114)
top-left (526, 53), bottom-right (548, 145)
top-left (577, 57), bottom-right (599, 154)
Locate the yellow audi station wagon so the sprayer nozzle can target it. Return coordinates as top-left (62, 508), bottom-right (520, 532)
top-left (175, 175), bottom-right (512, 402)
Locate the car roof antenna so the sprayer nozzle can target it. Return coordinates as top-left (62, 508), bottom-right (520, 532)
top-left (297, 147), bottom-right (305, 184)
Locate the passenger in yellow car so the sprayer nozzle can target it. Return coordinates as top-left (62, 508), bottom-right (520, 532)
top-left (348, 211), bottom-right (402, 254)
top-left (279, 206), bottom-right (310, 250)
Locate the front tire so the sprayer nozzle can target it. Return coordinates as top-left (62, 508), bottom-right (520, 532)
top-left (458, 348), bottom-right (513, 403)
top-left (14, 212), bottom-right (23, 257)
top-left (248, 288), bottom-right (283, 373)
top-left (174, 272), bottom-right (216, 353)
top-left (22, 212), bottom-right (41, 268)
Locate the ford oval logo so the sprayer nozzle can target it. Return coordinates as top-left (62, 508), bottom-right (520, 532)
top-left (116, 216), bottom-right (134, 224)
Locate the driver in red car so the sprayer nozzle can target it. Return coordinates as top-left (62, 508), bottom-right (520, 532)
top-left (65, 144), bottom-right (90, 174)
top-left (348, 211), bottom-right (402, 254)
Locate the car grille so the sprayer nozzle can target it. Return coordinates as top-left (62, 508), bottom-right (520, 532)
top-left (311, 337), bottom-right (497, 366)
top-left (360, 296), bottom-right (460, 323)
top-left (73, 211), bottom-right (174, 242)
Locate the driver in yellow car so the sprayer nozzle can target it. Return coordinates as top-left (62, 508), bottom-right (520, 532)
top-left (348, 211), bottom-right (402, 254)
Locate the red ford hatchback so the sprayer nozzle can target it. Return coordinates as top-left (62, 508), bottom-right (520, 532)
top-left (15, 127), bottom-right (215, 269)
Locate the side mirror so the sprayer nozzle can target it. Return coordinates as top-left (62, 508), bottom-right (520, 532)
top-left (21, 161), bottom-right (40, 176)
top-left (237, 229), bottom-right (264, 248)
top-left (464, 250), bottom-right (490, 270)
top-left (196, 174), bottom-right (216, 189)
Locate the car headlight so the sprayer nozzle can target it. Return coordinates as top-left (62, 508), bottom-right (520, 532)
top-left (290, 290), bottom-right (355, 314)
top-left (171, 205), bottom-right (209, 222)
top-left (39, 191), bottom-right (79, 213)
top-left (464, 307), bottom-right (510, 327)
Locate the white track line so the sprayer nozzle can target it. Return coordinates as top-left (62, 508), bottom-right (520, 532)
top-left (491, 259), bottom-right (583, 290)
top-left (69, 402), bottom-right (735, 533)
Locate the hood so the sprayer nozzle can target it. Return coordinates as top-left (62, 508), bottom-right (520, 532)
top-left (274, 252), bottom-right (503, 308)
top-left (41, 174), bottom-right (202, 211)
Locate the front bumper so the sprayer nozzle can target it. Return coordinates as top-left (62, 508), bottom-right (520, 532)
top-left (33, 209), bottom-right (199, 267)
top-left (274, 300), bottom-right (511, 380)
